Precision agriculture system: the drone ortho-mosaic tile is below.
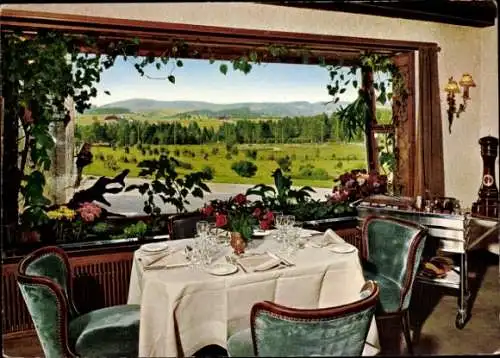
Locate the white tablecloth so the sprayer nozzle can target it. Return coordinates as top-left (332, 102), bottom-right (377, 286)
top-left (128, 236), bottom-right (379, 357)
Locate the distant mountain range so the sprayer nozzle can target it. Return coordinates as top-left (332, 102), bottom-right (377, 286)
top-left (92, 98), bottom-right (351, 118)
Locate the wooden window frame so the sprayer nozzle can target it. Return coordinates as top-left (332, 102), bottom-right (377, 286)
top-left (0, 9), bottom-right (434, 195)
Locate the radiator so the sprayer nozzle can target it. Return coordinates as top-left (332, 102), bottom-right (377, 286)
top-left (335, 227), bottom-right (363, 250)
top-left (2, 251), bottom-right (134, 335)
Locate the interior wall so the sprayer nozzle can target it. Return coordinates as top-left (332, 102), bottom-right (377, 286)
top-left (3, 2), bottom-right (498, 207)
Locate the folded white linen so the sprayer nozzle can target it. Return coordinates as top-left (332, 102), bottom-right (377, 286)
top-left (253, 257), bottom-right (282, 272)
top-left (137, 249), bottom-right (172, 267)
top-left (323, 229), bottom-right (346, 245)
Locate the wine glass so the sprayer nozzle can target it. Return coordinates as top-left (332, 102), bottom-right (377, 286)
top-left (196, 220), bottom-right (210, 238)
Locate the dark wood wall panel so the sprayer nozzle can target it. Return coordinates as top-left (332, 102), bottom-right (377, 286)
top-left (2, 251), bottom-right (134, 336)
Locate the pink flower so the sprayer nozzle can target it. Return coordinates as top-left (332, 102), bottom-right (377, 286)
top-left (215, 213), bottom-right (228, 228)
top-left (77, 202), bottom-right (102, 223)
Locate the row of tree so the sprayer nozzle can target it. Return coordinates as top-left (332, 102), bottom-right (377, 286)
top-left (76, 113), bottom-right (366, 146)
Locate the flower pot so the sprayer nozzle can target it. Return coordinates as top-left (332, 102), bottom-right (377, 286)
top-left (230, 232), bottom-right (246, 255)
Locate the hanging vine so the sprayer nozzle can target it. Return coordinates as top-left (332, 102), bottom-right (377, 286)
top-left (2, 28), bottom-right (408, 234)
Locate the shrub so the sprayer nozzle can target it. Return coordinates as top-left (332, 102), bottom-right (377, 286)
top-left (141, 149), bottom-right (146, 156)
top-left (276, 156), bottom-right (292, 172)
top-left (130, 156), bottom-right (138, 163)
top-left (245, 149), bottom-right (257, 160)
top-left (174, 149), bottom-right (180, 157)
top-left (136, 143), bottom-right (143, 151)
top-left (231, 160), bottom-right (258, 178)
top-left (336, 161), bottom-right (344, 168)
top-left (201, 165), bottom-right (215, 179)
top-left (104, 155), bottom-right (119, 171)
top-left (153, 148), bottom-right (160, 155)
top-left (124, 146), bottom-right (130, 154)
top-left (177, 161), bottom-right (193, 170)
top-left (225, 153), bottom-right (232, 160)
top-left (148, 149), bottom-right (154, 156)
top-left (266, 153), bottom-right (276, 161)
top-left (203, 153), bottom-right (209, 160)
top-left (231, 146), bottom-right (239, 156)
top-left (311, 168), bottom-right (329, 180)
top-left (346, 154), bottom-right (358, 161)
top-left (304, 155), bottom-right (309, 161)
top-left (211, 147), bottom-right (219, 155)
top-left (97, 153), bottom-right (105, 161)
top-left (298, 164), bottom-right (314, 178)
top-left (331, 153), bottom-right (336, 159)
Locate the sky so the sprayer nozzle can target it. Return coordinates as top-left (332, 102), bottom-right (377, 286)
top-left (90, 57), bottom-right (364, 107)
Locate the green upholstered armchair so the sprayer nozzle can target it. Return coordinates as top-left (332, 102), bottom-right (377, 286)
top-left (17, 246), bottom-right (140, 358)
top-left (227, 281), bottom-right (379, 357)
top-left (360, 215), bottom-right (427, 355)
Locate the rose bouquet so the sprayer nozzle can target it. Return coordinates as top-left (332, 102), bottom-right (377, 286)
top-left (201, 194), bottom-right (274, 241)
top-left (329, 169), bottom-right (388, 204)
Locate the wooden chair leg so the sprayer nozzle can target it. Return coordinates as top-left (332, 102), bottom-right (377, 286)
top-left (401, 311), bottom-right (414, 355)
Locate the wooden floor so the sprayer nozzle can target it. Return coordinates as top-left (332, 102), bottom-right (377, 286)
top-left (3, 250), bottom-right (499, 357)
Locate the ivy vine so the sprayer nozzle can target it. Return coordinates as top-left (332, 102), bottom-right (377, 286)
top-left (2, 29), bottom-right (407, 232)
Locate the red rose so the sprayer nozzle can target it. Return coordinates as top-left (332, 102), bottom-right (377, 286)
top-left (202, 205), bottom-right (214, 217)
top-left (259, 219), bottom-right (271, 230)
top-left (252, 207), bottom-right (262, 218)
top-left (264, 211), bottom-right (274, 221)
top-left (233, 194), bottom-right (247, 205)
top-left (215, 213), bottom-right (228, 228)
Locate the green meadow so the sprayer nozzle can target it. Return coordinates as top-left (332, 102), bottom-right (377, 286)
top-left (85, 142), bottom-right (367, 188)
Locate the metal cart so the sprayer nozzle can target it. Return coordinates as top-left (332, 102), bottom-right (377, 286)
top-left (356, 204), bottom-right (499, 329)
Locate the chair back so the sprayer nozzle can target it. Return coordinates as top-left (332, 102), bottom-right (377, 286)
top-left (17, 246), bottom-right (78, 358)
top-left (250, 281), bottom-right (379, 357)
top-left (168, 212), bottom-right (214, 240)
top-left (361, 215), bottom-right (427, 310)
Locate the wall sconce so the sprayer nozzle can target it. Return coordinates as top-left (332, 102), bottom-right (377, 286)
top-left (444, 73), bottom-right (476, 133)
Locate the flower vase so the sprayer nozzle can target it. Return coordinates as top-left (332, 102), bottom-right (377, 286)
top-left (230, 232), bottom-right (246, 255)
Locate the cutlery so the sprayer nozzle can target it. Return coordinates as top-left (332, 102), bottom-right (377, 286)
top-left (139, 251), bottom-right (171, 267)
top-left (226, 255), bottom-right (247, 273)
top-left (144, 263), bottom-right (189, 271)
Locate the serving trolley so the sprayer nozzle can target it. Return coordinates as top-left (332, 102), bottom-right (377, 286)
top-left (356, 203), bottom-right (499, 329)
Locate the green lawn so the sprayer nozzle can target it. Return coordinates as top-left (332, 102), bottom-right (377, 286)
top-left (85, 142), bottom-right (367, 188)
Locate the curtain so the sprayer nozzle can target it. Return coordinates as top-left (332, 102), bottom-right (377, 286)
top-left (415, 46), bottom-right (445, 198)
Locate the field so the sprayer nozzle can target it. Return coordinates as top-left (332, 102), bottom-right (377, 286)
top-left (85, 142), bottom-right (367, 188)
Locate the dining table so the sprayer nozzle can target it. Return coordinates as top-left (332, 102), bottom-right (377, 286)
top-left (127, 230), bottom-right (380, 357)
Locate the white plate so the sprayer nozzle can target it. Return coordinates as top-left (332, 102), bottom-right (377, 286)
top-left (253, 229), bottom-right (275, 237)
top-left (328, 244), bottom-right (356, 254)
top-left (141, 242), bottom-right (169, 253)
top-left (205, 263), bottom-right (238, 276)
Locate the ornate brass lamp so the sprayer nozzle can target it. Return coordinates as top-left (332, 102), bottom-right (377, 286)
top-left (444, 73), bottom-right (476, 133)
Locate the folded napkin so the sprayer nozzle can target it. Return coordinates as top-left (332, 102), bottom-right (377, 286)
top-left (323, 229), bottom-right (346, 245)
top-left (254, 257), bottom-right (282, 272)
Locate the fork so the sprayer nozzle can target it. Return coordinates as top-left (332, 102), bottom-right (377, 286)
top-left (226, 255), bottom-right (247, 273)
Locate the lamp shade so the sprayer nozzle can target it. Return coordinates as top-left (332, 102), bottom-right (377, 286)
top-left (444, 77), bottom-right (461, 94)
top-left (459, 73), bottom-right (476, 88)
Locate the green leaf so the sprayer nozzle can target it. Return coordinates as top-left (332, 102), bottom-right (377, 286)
top-left (168, 75), bottom-right (175, 84)
top-left (219, 64), bottom-right (228, 75)
top-left (209, 58), bottom-right (215, 64)
top-left (353, 80), bottom-right (358, 88)
top-left (155, 63), bottom-right (161, 70)
top-left (176, 60), bottom-right (183, 67)
top-left (104, 90), bottom-right (111, 95)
